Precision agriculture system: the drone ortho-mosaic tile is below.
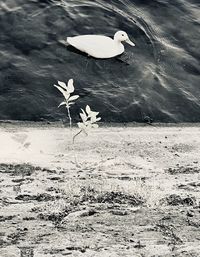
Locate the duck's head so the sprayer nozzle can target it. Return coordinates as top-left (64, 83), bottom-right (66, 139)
top-left (114, 31), bottom-right (135, 46)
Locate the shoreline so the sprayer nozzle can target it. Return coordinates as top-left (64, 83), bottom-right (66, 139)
top-left (1, 122), bottom-right (199, 169)
top-left (1, 120), bottom-right (200, 128)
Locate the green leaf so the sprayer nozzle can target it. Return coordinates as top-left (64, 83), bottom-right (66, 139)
top-left (86, 105), bottom-right (91, 114)
top-left (58, 81), bottom-right (67, 90)
top-left (77, 122), bottom-right (86, 129)
top-left (69, 95), bottom-right (79, 101)
top-left (81, 108), bottom-right (87, 117)
top-left (63, 91), bottom-right (70, 101)
top-left (92, 124), bottom-right (99, 128)
top-left (67, 79), bottom-right (74, 93)
top-left (54, 85), bottom-right (66, 96)
top-left (80, 113), bottom-right (87, 122)
top-left (58, 101), bottom-right (66, 108)
top-left (89, 111), bottom-right (99, 118)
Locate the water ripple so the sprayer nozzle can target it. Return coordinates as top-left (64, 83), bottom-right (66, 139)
top-left (0, 0), bottom-right (199, 122)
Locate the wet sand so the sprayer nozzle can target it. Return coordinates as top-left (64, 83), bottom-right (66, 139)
top-left (0, 122), bottom-right (200, 256)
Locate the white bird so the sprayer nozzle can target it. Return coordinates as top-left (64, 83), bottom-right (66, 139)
top-left (66, 31), bottom-right (135, 59)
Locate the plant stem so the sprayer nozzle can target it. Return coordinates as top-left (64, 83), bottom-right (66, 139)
top-left (66, 105), bottom-right (72, 129)
top-left (73, 129), bottom-right (82, 144)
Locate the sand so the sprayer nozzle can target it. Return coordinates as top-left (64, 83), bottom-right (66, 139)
top-left (0, 122), bottom-right (200, 257)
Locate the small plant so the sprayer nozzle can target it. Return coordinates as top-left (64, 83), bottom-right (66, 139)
top-left (73, 105), bottom-right (101, 143)
top-left (54, 79), bottom-right (79, 128)
top-left (54, 79), bottom-right (101, 142)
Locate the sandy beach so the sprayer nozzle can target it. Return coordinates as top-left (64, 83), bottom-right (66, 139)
top-left (0, 122), bottom-right (200, 257)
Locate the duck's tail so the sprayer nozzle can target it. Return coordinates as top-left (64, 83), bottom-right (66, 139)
top-left (58, 39), bottom-right (68, 46)
top-left (58, 37), bottom-right (73, 46)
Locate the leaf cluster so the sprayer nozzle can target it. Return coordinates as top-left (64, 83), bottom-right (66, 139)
top-left (54, 79), bottom-right (79, 109)
top-left (78, 105), bottom-right (101, 135)
top-left (54, 79), bottom-right (101, 140)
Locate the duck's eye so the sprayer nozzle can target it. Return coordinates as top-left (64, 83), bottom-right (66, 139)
top-left (122, 34), bottom-right (124, 36)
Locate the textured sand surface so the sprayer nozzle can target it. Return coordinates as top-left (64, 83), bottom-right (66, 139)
top-left (0, 123), bottom-right (200, 256)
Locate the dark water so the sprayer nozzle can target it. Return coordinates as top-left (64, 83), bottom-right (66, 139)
top-left (0, 0), bottom-right (200, 122)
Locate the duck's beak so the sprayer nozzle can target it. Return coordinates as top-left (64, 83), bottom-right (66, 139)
top-left (125, 38), bottom-right (135, 46)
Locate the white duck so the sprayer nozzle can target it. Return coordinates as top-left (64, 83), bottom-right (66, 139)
top-left (66, 31), bottom-right (135, 59)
